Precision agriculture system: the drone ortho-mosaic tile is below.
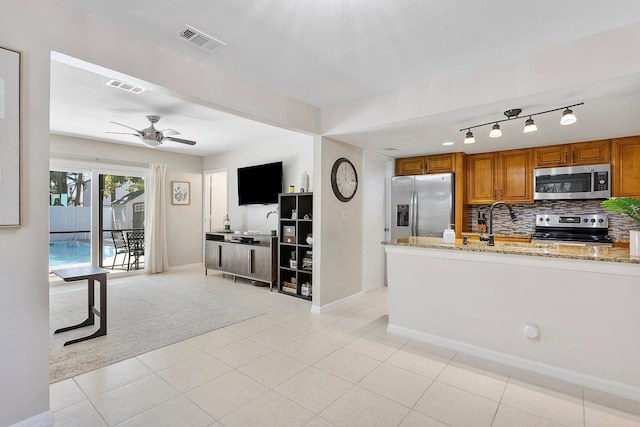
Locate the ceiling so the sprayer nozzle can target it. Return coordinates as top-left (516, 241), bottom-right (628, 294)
top-left (52, 0), bottom-right (640, 157)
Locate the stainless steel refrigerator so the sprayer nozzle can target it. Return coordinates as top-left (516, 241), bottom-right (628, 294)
top-left (390, 173), bottom-right (455, 239)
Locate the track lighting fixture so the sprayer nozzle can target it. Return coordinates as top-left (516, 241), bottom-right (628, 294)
top-left (464, 130), bottom-right (475, 144)
top-left (523, 117), bottom-right (538, 133)
top-left (560, 108), bottom-right (577, 125)
top-left (489, 123), bottom-right (502, 138)
top-left (460, 102), bottom-right (583, 142)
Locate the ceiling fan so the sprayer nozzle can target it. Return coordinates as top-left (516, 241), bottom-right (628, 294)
top-left (107, 115), bottom-right (197, 147)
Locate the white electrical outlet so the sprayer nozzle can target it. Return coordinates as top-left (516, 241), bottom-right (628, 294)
top-left (171, 252), bottom-right (177, 261)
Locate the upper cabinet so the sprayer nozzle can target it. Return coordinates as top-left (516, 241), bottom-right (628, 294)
top-left (468, 148), bottom-right (533, 204)
top-left (395, 156), bottom-right (425, 176)
top-left (467, 152), bottom-right (498, 204)
top-left (395, 153), bottom-right (456, 176)
top-left (425, 153), bottom-right (455, 173)
top-left (612, 136), bottom-right (640, 197)
top-left (534, 139), bottom-right (610, 168)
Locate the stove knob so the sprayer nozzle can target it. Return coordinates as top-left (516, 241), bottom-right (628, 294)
top-left (545, 217), bottom-right (550, 222)
top-left (591, 218), bottom-right (596, 223)
top-left (598, 218), bottom-right (604, 223)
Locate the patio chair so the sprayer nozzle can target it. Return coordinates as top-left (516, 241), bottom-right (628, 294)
top-left (110, 230), bottom-right (128, 269)
top-left (126, 231), bottom-right (145, 270)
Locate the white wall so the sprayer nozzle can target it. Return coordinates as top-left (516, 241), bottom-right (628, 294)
top-left (315, 137), bottom-right (364, 307)
top-left (203, 136), bottom-right (314, 234)
top-left (51, 134), bottom-right (204, 267)
top-left (361, 150), bottom-right (393, 292)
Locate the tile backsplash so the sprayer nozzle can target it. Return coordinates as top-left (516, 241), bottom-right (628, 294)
top-left (469, 200), bottom-right (637, 241)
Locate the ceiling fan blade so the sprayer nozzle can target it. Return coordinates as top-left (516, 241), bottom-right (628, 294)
top-left (160, 128), bottom-right (180, 136)
top-left (165, 136), bottom-right (197, 146)
top-left (109, 121), bottom-right (142, 133)
top-left (106, 131), bottom-right (139, 136)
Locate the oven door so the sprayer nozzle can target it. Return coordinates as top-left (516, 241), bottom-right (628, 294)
top-left (533, 164), bottom-right (610, 200)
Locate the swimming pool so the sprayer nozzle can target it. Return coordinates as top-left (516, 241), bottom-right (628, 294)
top-left (49, 241), bottom-right (115, 268)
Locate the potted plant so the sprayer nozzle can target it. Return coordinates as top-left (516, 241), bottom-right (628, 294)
top-left (601, 197), bottom-right (640, 256)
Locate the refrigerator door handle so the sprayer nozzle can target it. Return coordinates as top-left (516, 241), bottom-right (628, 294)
top-left (410, 191), bottom-right (418, 236)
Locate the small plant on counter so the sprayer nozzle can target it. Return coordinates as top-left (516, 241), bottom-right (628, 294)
top-left (266, 210), bottom-right (278, 219)
top-left (601, 197), bottom-right (640, 225)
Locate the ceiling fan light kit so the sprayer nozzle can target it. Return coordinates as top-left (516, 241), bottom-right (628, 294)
top-left (107, 115), bottom-right (197, 147)
top-left (459, 102), bottom-right (583, 142)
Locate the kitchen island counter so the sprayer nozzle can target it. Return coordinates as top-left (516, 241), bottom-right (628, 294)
top-left (383, 236), bottom-right (640, 401)
top-left (383, 236), bottom-right (640, 264)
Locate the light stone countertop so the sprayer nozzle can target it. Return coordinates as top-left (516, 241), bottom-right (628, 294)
top-left (383, 236), bottom-right (640, 264)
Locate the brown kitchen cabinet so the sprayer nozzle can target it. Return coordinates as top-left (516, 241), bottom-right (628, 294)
top-left (425, 153), bottom-right (455, 173)
top-left (467, 148), bottom-right (533, 204)
top-left (534, 139), bottom-right (610, 168)
top-left (395, 153), bottom-right (456, 175)
top-left (612, 136), bottom-right (640, 197)
top-left (395, 156), bottom-right (425, 176)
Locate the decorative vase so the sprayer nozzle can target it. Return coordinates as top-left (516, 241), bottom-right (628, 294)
top-left (630, 230), bottom-right (640, 257)
top-left (306, 236), bottom-right (313, 245)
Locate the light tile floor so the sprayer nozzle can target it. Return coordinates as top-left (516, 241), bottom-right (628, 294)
top-left (50, 265), bottom-right (640, 426)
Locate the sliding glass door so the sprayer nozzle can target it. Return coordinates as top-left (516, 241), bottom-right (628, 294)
top-left (49, 168), bottom-right (92, 269)
top-left (99, 173), bottom-right (145, 270)
top-left (49, 158), bottom-right (147, 275)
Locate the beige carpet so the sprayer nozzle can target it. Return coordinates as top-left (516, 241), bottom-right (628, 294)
top-left (49, 276), bottom-right (264, 383)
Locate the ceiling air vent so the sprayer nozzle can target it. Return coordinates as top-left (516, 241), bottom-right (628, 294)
top-left (174, 25), bottom-right (226, 53)
top-left (106, 79), bottom-right (145, 94)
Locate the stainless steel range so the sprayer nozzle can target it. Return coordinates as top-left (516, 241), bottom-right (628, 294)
top-left (531, 214), bottom-right (613, 246)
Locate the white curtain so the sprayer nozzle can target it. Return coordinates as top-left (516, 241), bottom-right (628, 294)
top-left (146, 163), bottom-right (170, 273)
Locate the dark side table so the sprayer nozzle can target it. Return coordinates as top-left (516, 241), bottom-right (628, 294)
top-left (52, 266), bottom-right (109, 346)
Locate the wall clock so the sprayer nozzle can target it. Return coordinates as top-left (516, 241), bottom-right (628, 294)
top-left (330, 157), bottom-right (358, 202)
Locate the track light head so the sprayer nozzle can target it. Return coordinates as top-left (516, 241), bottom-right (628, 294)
top-left (464, 130), bottom-right (475, 144)
top-left (489, 123), bottom-right (502, 138)
top-left (560, 108), bottom-right (577, 125)
top-left (523, 117), bottom-right (538, 133)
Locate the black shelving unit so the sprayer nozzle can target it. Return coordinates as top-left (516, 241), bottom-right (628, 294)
top-left (278, 192), bottom-right (313, 300)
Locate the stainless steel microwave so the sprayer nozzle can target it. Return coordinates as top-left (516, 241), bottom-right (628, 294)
top-left (534, 163), bottom-right (610, 200)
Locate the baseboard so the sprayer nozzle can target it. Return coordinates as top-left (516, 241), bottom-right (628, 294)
top-left (388, 324), bottom-right (640, 402)
top-left (169, 262), bottom-right (202, 272)
top-left (9, 411), bottom-right (53, 427)
top-left (310, 291), bottom-right (365, 314)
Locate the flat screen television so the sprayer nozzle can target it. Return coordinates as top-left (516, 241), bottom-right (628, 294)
top-left (237, 161), bottom-right (283, 205)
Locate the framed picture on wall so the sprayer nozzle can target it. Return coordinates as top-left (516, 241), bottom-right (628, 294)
top-left (0, 45), bottom-right (22, 227)
top-left (172, 181), bottom-right (190, 205)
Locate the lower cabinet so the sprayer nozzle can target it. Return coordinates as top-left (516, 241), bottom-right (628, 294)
top-left (205, 234), bottom-right (277, 288)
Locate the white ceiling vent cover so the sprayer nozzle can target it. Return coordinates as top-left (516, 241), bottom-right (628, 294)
top-left (106, 79), bottom-right (145, 94)
top-left (174, 25), bottom-right (226, 53)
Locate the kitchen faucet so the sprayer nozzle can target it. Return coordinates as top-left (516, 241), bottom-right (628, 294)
top-left (479, 201), bottom-right (518, 246)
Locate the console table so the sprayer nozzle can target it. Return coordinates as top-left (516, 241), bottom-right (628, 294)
top-left (205, 233), bottom-right (277, 289)
top-left (52, 266), bottom-right (109, 346)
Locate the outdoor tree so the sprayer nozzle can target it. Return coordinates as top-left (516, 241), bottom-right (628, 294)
top-left (102, 175), bottom-right (145, 202)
